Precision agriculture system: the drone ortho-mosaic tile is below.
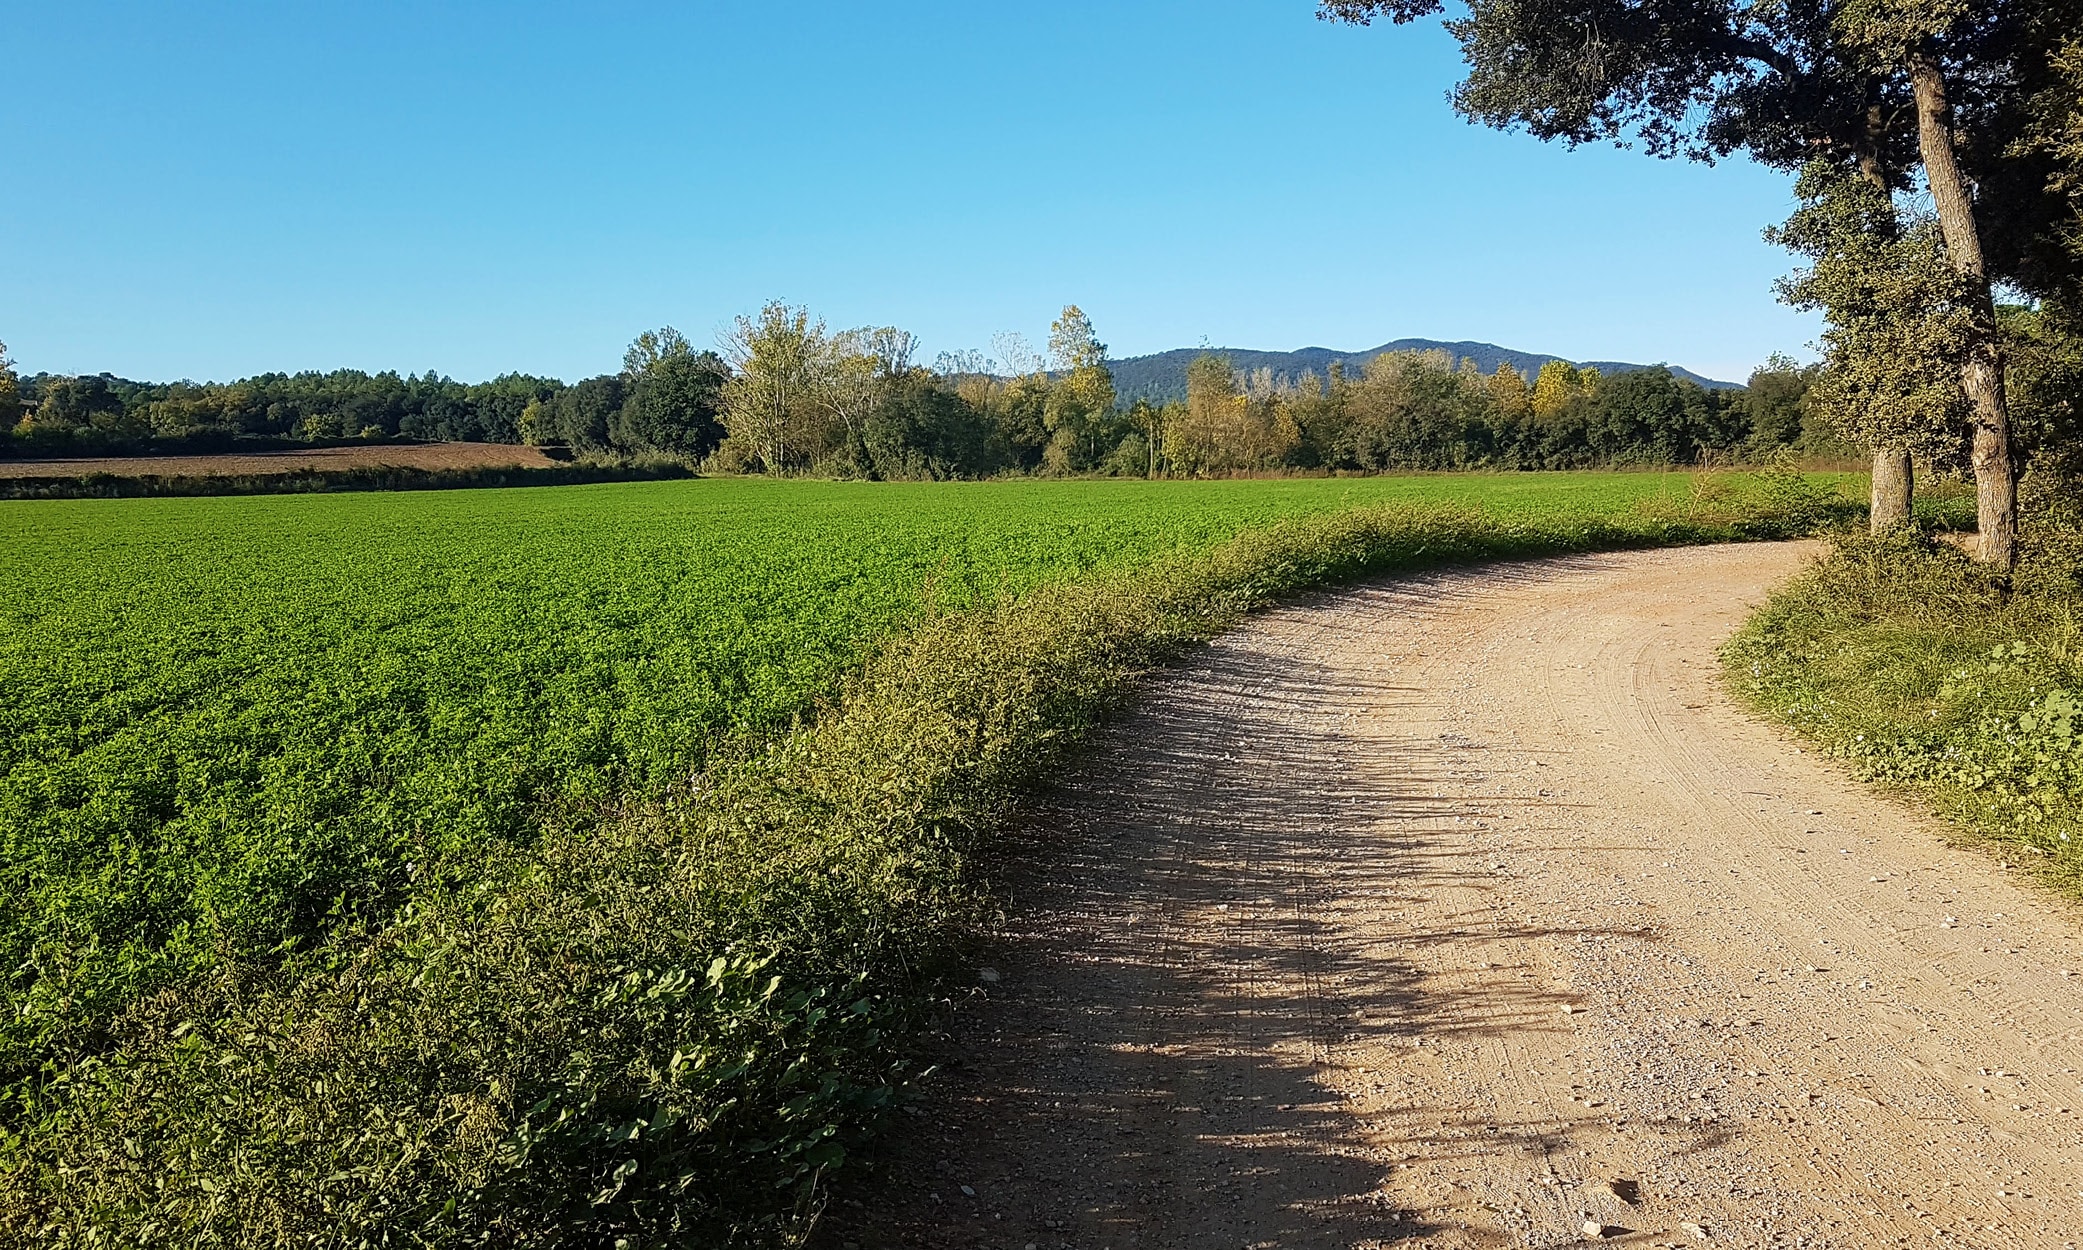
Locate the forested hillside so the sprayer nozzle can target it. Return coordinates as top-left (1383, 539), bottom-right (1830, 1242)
top-left (1106, 339), bottom-right (1737, 405)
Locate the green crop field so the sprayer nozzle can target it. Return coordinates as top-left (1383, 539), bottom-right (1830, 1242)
top-left (0, 472), bottom-right (1745, 1056)
top-left (0, 469), bottom-right (1853, 1245)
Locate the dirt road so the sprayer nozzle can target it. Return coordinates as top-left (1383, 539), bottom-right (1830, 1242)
top-left (824, 543), bottom-right (2083, 1250)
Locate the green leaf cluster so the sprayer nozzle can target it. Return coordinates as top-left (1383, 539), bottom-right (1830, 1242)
top-left (1769, 161), bottom-right (1977, 466)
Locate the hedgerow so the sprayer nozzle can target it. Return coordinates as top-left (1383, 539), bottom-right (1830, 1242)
top-left (0, 481), bottom-right (1840, 1247)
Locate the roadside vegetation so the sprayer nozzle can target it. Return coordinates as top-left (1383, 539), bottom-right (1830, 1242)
top-left (0, 471), bottom-right (1845, 1246)
top-left (1729, 506), bottom-right (2083, 897)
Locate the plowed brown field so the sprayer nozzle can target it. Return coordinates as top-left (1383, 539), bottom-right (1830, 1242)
top-left (0, 441), bottom-right (559, 478)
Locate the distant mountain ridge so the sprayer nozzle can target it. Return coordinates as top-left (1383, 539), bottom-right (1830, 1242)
top-left (1103, 339), bottom-right (1739, 405)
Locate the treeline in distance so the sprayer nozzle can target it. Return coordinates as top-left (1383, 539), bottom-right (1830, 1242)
top-left (0, 310), bottom-right (1830, 478)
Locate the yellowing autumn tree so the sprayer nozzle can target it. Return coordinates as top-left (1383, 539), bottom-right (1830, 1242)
top-left (720, 302), bottom-right (827, 470)
top-left (1531, 360), bottom-right (1595, 419)
top-left (1166, 352), bottom-right (1300, 475)
top-left (1487, 363), bottom-right (1533, 420)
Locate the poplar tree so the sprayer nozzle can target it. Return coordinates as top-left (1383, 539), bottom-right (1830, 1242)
top-left (720, 302), bottom-right (825, 471)
top-left (1044, 306), bottom-right (1118, 467)
top-left (1530, 360), bottom-right (1585, 418)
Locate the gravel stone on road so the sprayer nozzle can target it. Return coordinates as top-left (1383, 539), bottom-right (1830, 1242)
top-left (822, 543), bottom-right (2083, 1250)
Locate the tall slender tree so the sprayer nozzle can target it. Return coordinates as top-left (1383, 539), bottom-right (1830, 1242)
top-left (0, 340), bottom-right (18, 429)
top-left (720, 302), bottom-right (825, 471)
top-left (819, 330), bottom-right (890, 474)
top-left (1044, 306), bottom-right (1118, 467)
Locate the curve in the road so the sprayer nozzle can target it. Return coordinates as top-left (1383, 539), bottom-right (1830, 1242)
top-left (824, 542), bottom-right (2083, 1250)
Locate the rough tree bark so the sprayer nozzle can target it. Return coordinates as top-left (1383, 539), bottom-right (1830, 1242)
top-left (1909, 51), bottom-right (2018, 569)
top-left (1871, 448), bottom-right (1916, 530)
top-left (1857, 108), bottom-right (1917, 535)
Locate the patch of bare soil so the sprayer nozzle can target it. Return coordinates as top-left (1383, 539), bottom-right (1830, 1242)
top-left (0, 442), bottom-right (560, 478)
top-left (823, 543), bottom-right (2083, 1250)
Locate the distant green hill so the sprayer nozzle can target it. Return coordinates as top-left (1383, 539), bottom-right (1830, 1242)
top-left (1102, 339), bottom-right (1740, 404)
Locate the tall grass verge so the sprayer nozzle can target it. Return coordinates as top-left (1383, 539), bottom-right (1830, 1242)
top-left (1725, 527), bottom-right (2083, 897)
top-left (1, 481), bottom-right (1840, 1247)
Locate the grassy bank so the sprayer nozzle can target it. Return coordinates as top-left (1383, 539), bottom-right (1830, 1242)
top-left (0, 472), bottom-right (1848, 1246)
top-left (1726, 529), bottom-right (2083, 897)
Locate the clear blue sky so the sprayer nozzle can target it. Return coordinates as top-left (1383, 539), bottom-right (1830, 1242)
top-left (3, 1), bottom-right (1816, 385)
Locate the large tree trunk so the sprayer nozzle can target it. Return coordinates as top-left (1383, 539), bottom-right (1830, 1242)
top-left (1909, 51), bottom-right (2018, 570)
top-left (1857, 112), bottom-right (1916, 536)
top-left (1871, 448), bottom-right (1914, 531)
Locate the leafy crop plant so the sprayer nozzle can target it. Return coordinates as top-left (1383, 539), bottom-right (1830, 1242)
top-left (0, 470), bottom-right (1851, 1245)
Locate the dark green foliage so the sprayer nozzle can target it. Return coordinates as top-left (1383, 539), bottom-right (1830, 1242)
top-left (3, 345), bottom-right (716, 464)
top-left (17, 375), bottom-right (139, 440)
top-left (2008, 302), bottom-right (2083, 474)
top-left (862, 375), bottom-right (996, 480)
top-left (546, 375), bottom-right (627, 452)
top-left (1731, 356), bottom-right (1860, 457)
top-left (613, 350), bottom-right (730, 458)
top-left (1769, 161), bottom-right (1982, 469)
top-left (990, 379), bottom-right (1052, 471)
top-left (1577, 365), bottom-right (1748, 464)
top-left (6, 369), bottom-right (563, 455)
top-left (1740, 366), bottom-right (1810, 448)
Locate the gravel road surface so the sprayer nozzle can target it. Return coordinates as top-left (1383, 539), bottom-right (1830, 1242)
top-left (824, 543), bottom-right (2083, 1250)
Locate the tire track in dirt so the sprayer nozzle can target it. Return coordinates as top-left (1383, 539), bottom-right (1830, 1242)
top-left (821, 542), bottom-right (2083, 1250)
